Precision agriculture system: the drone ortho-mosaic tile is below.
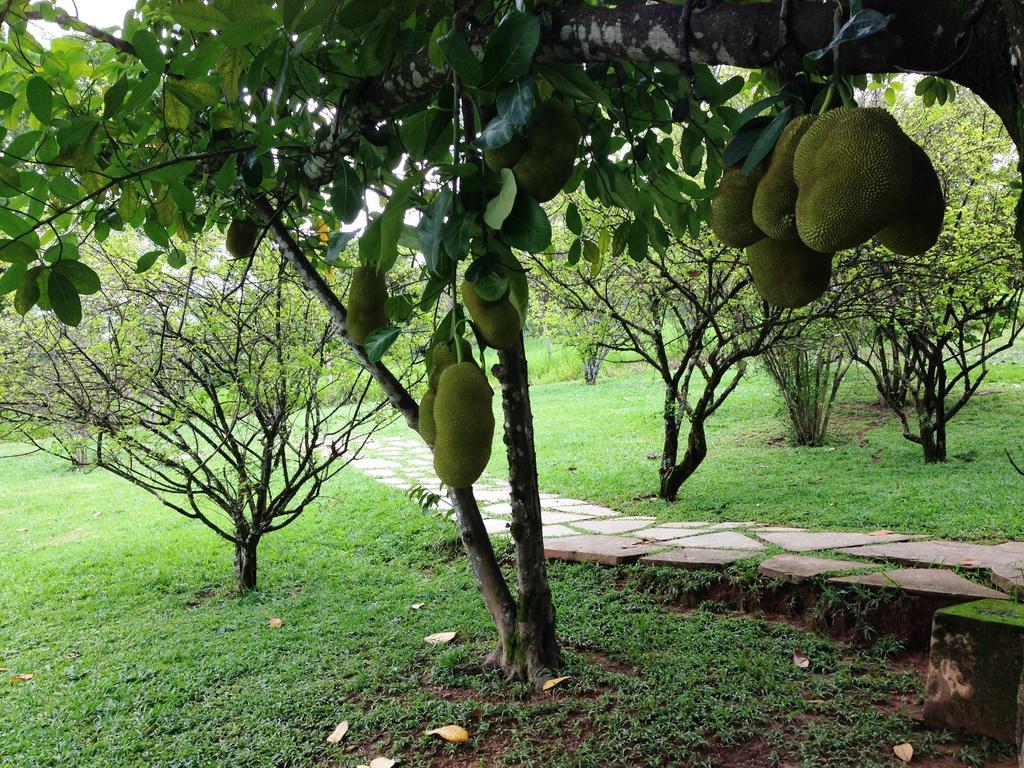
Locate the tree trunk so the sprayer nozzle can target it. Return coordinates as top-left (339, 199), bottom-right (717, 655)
top-left (582, 354), bottom-right (602, 385)
top-left (234, 536), bottom-right (259, 592)
top-left (494, 335), bottom-right (559, 686)
top-left (658, 384), bottom-right (681, 499)
top-left (661, 417), bottom-right (709, 502)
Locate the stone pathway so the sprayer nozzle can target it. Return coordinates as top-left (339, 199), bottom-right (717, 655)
top-left (351, 435), bottom-right (1023, 603)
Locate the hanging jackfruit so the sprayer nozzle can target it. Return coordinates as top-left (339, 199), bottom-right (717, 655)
top-left (711, 165), bottom-right (766, 248)
top-left (485, 99), bottom-right (581, 203)
top-left (226, 218), bottom-right (260, 258)
top-left (746, 237), bottom-right (833, 309)
top-left (427, 336), bottom-right (474, 391)
top-left (346, 266), bottom-right (389, 345)
top-left (876, 140), bottom-right (945, 256)
top-left (792, 107), bottom-right (913, 253)
top-left (418, 390), bottom-right (437, 447)
top-left (461, 279), bottom-right (522, 351)
top-left (751, 114), bottom-right (816, 242)
top-left (433, 362), bottom-right (494, 488)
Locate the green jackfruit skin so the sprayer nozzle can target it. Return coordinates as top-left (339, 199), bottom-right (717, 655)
top-left (792, 107), bottom-right (914, 253)
top-left (751, 114), bottom-right (816, 242)
top-left (509, 99), bottom-right (581, 203)
top-left (746, 238), bottom-right (833, 309)
top-left (226, 218), bottom-right (260, 258)
top-left (711, 166), bottom-right (766, 248)
top-left (433, 362), bottom-right (494, 488)
top-left (876, 140), bottom-right (945, 256)
top-left (418, 390), bottom-right (437, 447)
top-left (427, 337), bottom-right (474, 391)
top-left (484, 135), bottom-right (527, 174)
top-left (461, 280), bottom-right (522, 350)
top-left (346, 266), bottom-right (389, 345)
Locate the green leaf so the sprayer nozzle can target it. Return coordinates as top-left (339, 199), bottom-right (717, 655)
top-left (218, 48), bottom-right (246, 103)
top-left (240, 154), bottom-right (263, 188)
top-left (627, 218), bottom-right (648, 262)
top-left (741, 106), bottom-right (792, 175)
top-left (0, 239), bottom-right (36, 263)
top-left (26, 77), bottom-right (53, 124)
top-left (165, 79), bottom-right (219, 111)
top-left (53, 259), bottom-right (100, 295)
top-left (163, 91), bottom-right (191, 129)
top-left (484, 168), bottom-right (517, 229)
top-left (565, 202), bottom-right (582, 236)
top-left (481, 12), bottom-right (540, 88)
top-left (331, 164), bottom-right (363, 225)
top-left (0, 258), bottom-right (28, 294)
top-left (46, 270), bottom-right (82, 326)
top-left (496, 78), bottom-right (534, 126)
top-left (14, 266), bottom-right (41, 315)
top-left (135, 250), bottom-right (162, 273)
top-left (475, 116), bottom-right (517, 150)
top-left (132, 29), bottom-right (165, 74)
top-left (501, 192), bottom-right (551, 253)
top-left (805, 9), bottom-right (893, 63)
top-left (363, 325), bottom-right (401, 362)
top-left (103, 76), bottom-right (131, 119)
top-left (535, 63), bottom-right (611, 107)
top-left (172, 1), bottom-right (230, 32)
top-left (436, 30), bottom-right (481, 86)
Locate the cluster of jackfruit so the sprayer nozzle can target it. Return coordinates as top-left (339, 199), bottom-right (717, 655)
top-left (225, 218), bottom-right (260, 258)
top-left (710, 106), bottom-right (945, 308)
top-left (485, 98), bottom-right (581, 203)
top-left (346, 266), bottom-right (389, 345)
top-left (419, 339), bottom-right (494, 488)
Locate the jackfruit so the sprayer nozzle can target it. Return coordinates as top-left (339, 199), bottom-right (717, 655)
top-left (461, 279), bottom-right (522, 350)
top-left (226, 218), bottom-right (260, 258)
top-left (427, 336), bottom-right (474, 391)
top-left (792, 107), bottom-right (913, 253)
top-left (751, 114), bottom-right (816, 242)
top-left (433, 362), bottom-right (494, 488)
top-left (746, 237), bottom-right (832, 309)
top-left (711, 165), bottom-right (766, 248)
top-left (875, 140), bottom-right (944, 256)
top-left (485, 99), bottom-right (581, 203)
top-left (346, 266), bottom-right (389, 345)
top-left (418, 390), bottom-right (437, 447)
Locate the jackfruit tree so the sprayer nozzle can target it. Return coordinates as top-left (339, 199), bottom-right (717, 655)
top-left (2, 0), bottom-right (1024, 694)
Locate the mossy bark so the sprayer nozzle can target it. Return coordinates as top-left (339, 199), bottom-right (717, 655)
top-left (234, 536), bottom-right (259, 592)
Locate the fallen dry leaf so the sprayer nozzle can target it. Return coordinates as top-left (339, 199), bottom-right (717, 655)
top-left (368, 758), bottom-right (397, 768)
top-left (959, 559), bottom-right (980, 568)
top-left (542, 675), bottom-right (571, 691)
top-left (424, 631), bottom-right (457, 645)
top-left (867, 529), bottom-right (895, 536)
top-left (893, 742), bottom-right (914, 763)
top-left (326, 720), bottom-right (349, 744)
top-left (268, 617), bottom-right (284, 628)
top-left (15, 528), bottom-right (27, 533)
top-left (65, 652), bottom-right (80, 660)
top-left (792, 649), bottom-right (810, 669)
top-left (410, 603), bottom-right (424, 611)
top-left (10, 673), bottom-right (33, 684)
top-left (0, 667), bottom-right (7, 673)
top-left (424, 725), bottom-right (469, 743)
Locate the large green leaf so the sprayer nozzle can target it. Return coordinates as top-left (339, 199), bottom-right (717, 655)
top-left (481, 12), bottom-right (540, 88)
top-left (363, 326), bottom-right (401, 363)
top-left (331, 164), bottom-right (363, 225)
top-left (46, 270), bottom-right (82, 326)
top-left (436, 30), bottom-right (481, 85)
top-left (501, 192), bottom-right (551, 253)
top-left (26, 77), bottom-right (53, 124)
top-left (132, 29), bottom-right (166, 74)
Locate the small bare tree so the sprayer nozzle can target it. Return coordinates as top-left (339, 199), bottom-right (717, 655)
top-left (0, 240), bottom-right (387, 591)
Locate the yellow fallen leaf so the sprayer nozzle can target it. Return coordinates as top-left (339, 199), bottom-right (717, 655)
top-left (424, 725), bottom-right (469, 743)
top-left (410, 603), bottom-right (424, 611)
top-left (16, 528), bottom-right (27, 533)
top-left (268, 617), bottom-right (284, 628)
top-left (368, 758), bottom-right (397, 768)
top-left (326, 720), bottom-right (349, 744)
top-left (893, 742), bottom-right (913, 763)
top-left (868, 529), bottom-right (895, 536)
top-left (11, 673), bottom-right (33, 684)
top-left (424, 631), bottom-right (456, 645)
top-left (542, 675), bottom-right (571, 691)
top-left (792, 649), bottom-right (810, 669)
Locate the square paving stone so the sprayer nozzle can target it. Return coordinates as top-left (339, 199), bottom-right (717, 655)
top-left (660, 521), bottom-right (712, 529)
top-left (573, 517), bottom-right (657, 535)
top-left (665, 531), bottom-right (764, 550)
top-left (828, 569), bottom-right (1008, 601)
top-left (542, 510), bottom-right (595, 524)
top-left (483, 502), bottom-right (513, 516)
top-left (553, 503), bottom-right (617, 517)
top-left (754, 526), bottom-right (807, 533)
top-left (473, 489), bottom-right (510, 503)
top-left (481, 518), bottom-right (510, 534)
top-left (633, 526), bottom-right (714, 541)
top-left (758, 554), bottom-right (876, 584)
top-left (544, 535), bottom-right (654, 565)
top-left (640, 548), bottom-right (752, 570)
top-left (923, 599), bottom-right (1024, 742)
top-left (542, 524), bottom-right (577, 538)
top-left (756, 530), bottom-right (919, 552)
top-left (835, 540), bottom-right (1024, 569)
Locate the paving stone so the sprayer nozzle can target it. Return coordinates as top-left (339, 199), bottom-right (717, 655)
top-left (990, 562), bottom-right (1024, 594)
top-left (640, 548), bottom-right (752, 570)
top-left (364, 467), bottom-right (401, 477)
top-left (754, 526), bottom-right (807, 533)
top-left (758, 554), bottom-right (875, 584)
top-left (481, 518), bottom-right (509, 534)
top-left (473, 489), bottom-right (510, 503)
top-left (756, 530), bottom-right (918, 552)
top-left (828, 568), bottom-right (1008, 600)
top-left (352, 459), bottom-right (399, 470)
top-left (542, 524), bottom-right (577, 538)
top-left (665, 531), bottom-right (764, 550)
top-left (633, 526), bottom-right (714, 541)
top-left (660, 521), bottom-right (712, 529)
top-left (483, 502), bottom-right (513, 516)
top-left (552, 503), bottom-right (617, 518)
top-left (544, 535), bottom-right (654, 565)
top-left (541, 510), bottom-right (595, 524)
top-left (923, 599), bottom-right (1024, 742)
top-left (573, 517), bottom-right (657, 535)
top-left (835, 540), bottom-right (1024, 569)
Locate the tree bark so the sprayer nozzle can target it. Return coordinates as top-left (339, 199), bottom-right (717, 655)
top-left (494, 335), bottom-right (559, 686)
top-left (659, 384), bottom-right (682, 499)
top-left (234, 536), bottom-right (259, 592)
top-left (661, 417), bottom-right (709, 502)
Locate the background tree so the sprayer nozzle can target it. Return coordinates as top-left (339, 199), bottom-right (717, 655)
top-left (0, 238), bottom-right (386, 591)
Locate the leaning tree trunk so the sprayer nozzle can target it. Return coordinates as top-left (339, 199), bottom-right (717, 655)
top-left (660, 417), bottom-right (709, 502)
top-left (494, 335), bottom-right (559, 685)
top-left (234, 535), bottom-right (259, 592)
top-left (658, 384), bottom-right (682, 499)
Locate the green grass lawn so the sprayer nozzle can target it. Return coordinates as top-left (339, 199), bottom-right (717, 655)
top-left (2, 355), bottom-right (1022, 767)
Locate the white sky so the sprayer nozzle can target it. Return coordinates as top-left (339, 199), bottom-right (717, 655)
top-left (54, 0), bottom-right (136, 30)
